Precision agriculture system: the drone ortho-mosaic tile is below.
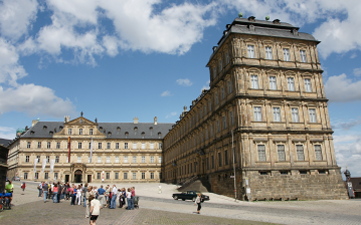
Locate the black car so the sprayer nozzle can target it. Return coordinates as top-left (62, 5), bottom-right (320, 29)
top-left (172, 191), bottom-right (210, 202)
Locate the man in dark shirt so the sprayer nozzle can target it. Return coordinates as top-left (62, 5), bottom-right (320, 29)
top-left (97, 185), bottom-right (106, 206)
top-left (42, 182), bottom-right (49, 203)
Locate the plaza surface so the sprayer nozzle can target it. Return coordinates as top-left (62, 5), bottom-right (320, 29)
top-left (0, 181), bottom-right (360, 225)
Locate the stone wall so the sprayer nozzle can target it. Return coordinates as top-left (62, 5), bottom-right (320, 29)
top-left (247, 169), bottom-right (348, 200)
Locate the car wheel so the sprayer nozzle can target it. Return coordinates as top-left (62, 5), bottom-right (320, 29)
top-left (192, 197), bottom-right (196, 202)
top-left (182, 199), bottom-right (185, 201)
top-left (173, 196), bottom-right (178, 200)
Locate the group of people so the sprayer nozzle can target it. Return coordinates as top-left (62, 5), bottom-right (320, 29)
top-left (37, 182), bottom-right (137, 224)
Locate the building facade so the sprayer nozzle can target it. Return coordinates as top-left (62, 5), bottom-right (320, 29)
top-left (7, 116), bottom-right (172, 183)
top-left (0, 139), bottom-right (10, 192)
top-left (163, 17), bottom-right (348, 200)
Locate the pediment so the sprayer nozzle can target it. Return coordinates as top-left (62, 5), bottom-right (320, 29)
top-left (66, 117), bottom-right (95, 126)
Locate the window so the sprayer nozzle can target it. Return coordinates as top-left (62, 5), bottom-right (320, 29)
top-left (124, 143), bottom-right (128, 149)
top-left (77, 156), bottom-right (81, 163)
top-left (78, 142), bottom-right (82, 149)
top-left (141, 143), bottom-right (146, 149)
top-left (68, 128), bottom-right (72, 135)
top-left (132, 143), bottom-right (137, 149)
top-left (254, 106), bottom-right (262, 121)
top-left (55, 156), bottom-right (59, 163)
top-left (115, 143), bottom-right (119, 149)
top-left (27, 142), bottom-right (31, 148)
top-left (132, 156), bottom-right (137, 163)
top-left (296, 145), bottom-right (305, 161)
top-left (224, 150), bottom-right (229, 165)
top-left (304, 78), bottom-right (312, 92)
top-left (124, 156), bottom-right (128, 163)
top-left (277, 145), bottom-right (286, 161)
top-left (35, 172), bottom-right (39, 180)
top-left (283, 48), bottom-right (290, 61)
top-left (265, 46), bottom-right (272, 59)
top-left (309, 109), bottom-right (317, 123)
top-left (222, 116), bottom-right (227, 129)
top-left (273, 107), bottom-right (281, 122)
top-left (106, 172), bottom-right (110, 179)
top-left (211, 155), bottom-right (214, 169)
top-left (115, 172), bottom-right (119, 179)
top-left (36, 155), bottom-right (40, 162)
top-left (258, 145), bottom-right (266, 161)
top-left (56, 142), bottom-right (60, 149)
top-left (141, 156), bottom-right (145, 163)
top-left (132, 172), bottom-right (136, 180)
top-left (123, 172), bottom-right (128, 179)
top-left (44, 172), bottom-right (48, 180)
top-left (300, 50), bottom-right (307, 62)
top-left (106, 156), bottom-right (110, 163)
top-left (89, 129), bottom-right (93, 135)
top-left (158, 156), bottom-right (162, 164)
top-left (115, 156), bottom-right (119, 163)
top-left (97, 156), bottom-right (102, 163)
top-left (97, 173), bottom-right (101, 179)
top-left (98, 142), bottom-right (102, 149)
top-left (150, 143), bottom-right (154, 149)
top-left (315, 145), bottom-right (323, 160)
top-left (24, 172), bottom-right (28, 180)
top-left (150, 156), bottom-right (155, 163)
top-left (227, 80), bottom-right (233, 93)
top-left (141, 172), bottom-right (145, 179)
top-left (25, 155), bottom-right (30, 162)
top-left (247, 45), bottom-right (255, 58)
top-left (37, 142), bottom-right (41, 148)
top-left (218, 152), bottom-right (222, 167)
top-left (79, 128), bottom-right (83, 135)
top-left (269, 76), bottom-right (277, 90)
top-left (287, 77), bottom-right (295, 91)
top-left (251, 75), bottom-right (259, 89)
top-left (107, 143), bottom-right (111, 149)
top-left (291, 108), bottom-right (299, 122)
top-left (150, 172), bottom-right (154, 179)
top-left (229, 111), bottom-right (234, 125)
top-left (46, 156), bottom-right (50, 163)
top-left (47, 142), bottom-right (51, 149)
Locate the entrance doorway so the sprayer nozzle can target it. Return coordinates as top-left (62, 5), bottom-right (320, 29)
top-left (74, 170), bottom-right (82, 183)
top-left (65, 175), bottom-right (69, 183)
top-left (87, 175), bottom-right (92, 183)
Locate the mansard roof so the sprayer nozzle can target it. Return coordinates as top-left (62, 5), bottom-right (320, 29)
top-left (20, 117), bottom-right (173, 140)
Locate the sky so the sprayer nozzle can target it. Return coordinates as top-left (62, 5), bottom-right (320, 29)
top-left (0, 0), bottom-right (360, 178)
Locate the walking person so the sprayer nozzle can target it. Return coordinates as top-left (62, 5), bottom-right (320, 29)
top-left (52, 183), bottom-right (59, 203)
top-left (21, 182), bottom-right (26, 194)
top-left (89, 195), bottom-right (102, 225)
top-left (125, 188), bottom-right (132, 210)
top-left (194, 193), bottom-right (202, 214)
top-left (109, 184), bottom-right (117, 209)
top-left (42, 182), bottom-right (49, 203)
top-left (85, 186), bottom-right (93, 218)
top-left (37, 182), bottom-right (43, 197)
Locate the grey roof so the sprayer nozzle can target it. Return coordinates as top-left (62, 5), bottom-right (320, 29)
top-left (0, 138), bottom-right (11, 147)
top-left (216, 17), bottom-right (318, 47)
top-left (20, 121), bottom-right (174, 140)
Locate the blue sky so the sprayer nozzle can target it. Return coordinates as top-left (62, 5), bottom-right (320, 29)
top-left (0, 0), bottom-right (360, 177)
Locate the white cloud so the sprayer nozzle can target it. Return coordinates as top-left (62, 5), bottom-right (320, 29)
top-left (176, 78), bottom-right (193, 87)
top-left (0, 38), bottom-right (27, 86)
top-left (0, 84), bottom-right (76, 117)
top-left (353, 68), bottom-right (361, 77)
top-left (0, 126), bottom-right (15, 140)
top-left (324, 74), bottom-right (361, 102)
top-left (0, 0), bottom-right (38, 41)
top-left (334, 134), bottom-right (361, 177)
top-left (161, 90), bottom-right (171, 97)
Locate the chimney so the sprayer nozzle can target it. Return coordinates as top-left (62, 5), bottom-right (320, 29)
top-left (64, 116), bottom-right (70, 123)
top-left (133, 117), bottom-right (139, 124)
top-left (154, 116), bottom-right (158, 125)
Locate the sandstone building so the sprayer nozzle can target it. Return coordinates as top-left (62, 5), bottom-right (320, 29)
top-left (6, 16), bottom-right (347, 200)
top-left (6, 116), bottom-right (172, 183)
top-left (162, 16), bottom-right (347, 200)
